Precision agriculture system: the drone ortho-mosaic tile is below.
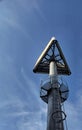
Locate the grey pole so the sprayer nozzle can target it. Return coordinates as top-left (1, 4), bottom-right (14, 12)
top-left (47, 61), bottom-right (64, 130)
top-left (33, 37), bottom-right (71, 130)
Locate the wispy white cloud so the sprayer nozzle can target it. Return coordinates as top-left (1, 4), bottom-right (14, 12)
top-left (16, 106), bottom-right (47, 130)
top-left (65, 97), bottom-right (82, 130)
top-left (17, 0), bottom-right (47, 22)
top-left (0, 1), bottom-right (32, 41)
top-left (20, 67), bottom-right (39, 99)
top-left (0, 98), bottom-right (47, 130)
top-left (0, 53), bottom-right (46, 129)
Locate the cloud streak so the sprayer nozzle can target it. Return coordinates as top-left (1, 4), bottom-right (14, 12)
top-left (65, 97), bottom-right (82, 130)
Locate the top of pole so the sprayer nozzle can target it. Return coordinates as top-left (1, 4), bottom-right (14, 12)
top-left (33, 37), bottom-right (71, 75)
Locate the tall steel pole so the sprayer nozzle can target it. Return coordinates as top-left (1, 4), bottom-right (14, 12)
top-left (47, 61), bottom-right (64, 130)
top-left (33, 37), bottom-right (71, 130)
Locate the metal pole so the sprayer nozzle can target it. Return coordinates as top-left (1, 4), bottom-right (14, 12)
top-left (47, 61), bottom-right (64, 130)
top-left (49, 61), bottom-right (57, 76)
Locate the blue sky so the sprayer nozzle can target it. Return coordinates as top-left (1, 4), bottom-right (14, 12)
top-left (0, 0), bottom-right (82, 130)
